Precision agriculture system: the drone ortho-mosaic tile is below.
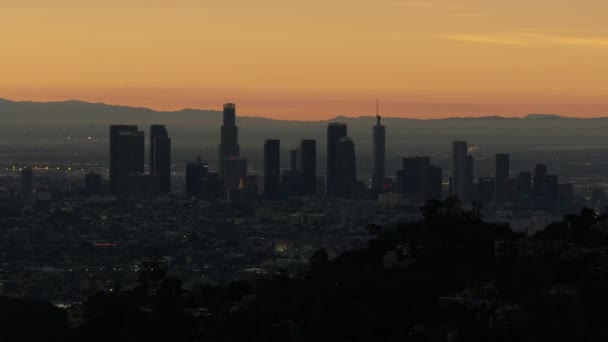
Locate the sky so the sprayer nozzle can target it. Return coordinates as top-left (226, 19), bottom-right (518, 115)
top-left (2, 0), bottom-right (608, 120)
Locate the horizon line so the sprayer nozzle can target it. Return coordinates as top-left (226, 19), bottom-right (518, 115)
top-left (2, 97), bottom-right (607, 122)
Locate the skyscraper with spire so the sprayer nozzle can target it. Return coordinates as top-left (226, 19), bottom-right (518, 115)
top-left (372, 100), bottom-right (386, 191)
top-left (218, 103), bottom-right (240, 178)
top-left (326, 122), bottom-right (347, 197)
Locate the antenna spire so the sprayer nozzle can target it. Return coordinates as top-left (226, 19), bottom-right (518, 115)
top-left (376, 98), bottom-right (381, 126)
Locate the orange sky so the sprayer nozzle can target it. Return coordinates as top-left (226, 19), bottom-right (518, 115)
top-left (2, 0), bottom-right (608, 120)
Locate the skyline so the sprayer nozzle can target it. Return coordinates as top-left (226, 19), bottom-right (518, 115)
top-left (3, 1), bottom-right (608, 119)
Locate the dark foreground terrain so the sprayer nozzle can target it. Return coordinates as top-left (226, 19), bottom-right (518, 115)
top-left (2, 199), bottom-right (608, 341)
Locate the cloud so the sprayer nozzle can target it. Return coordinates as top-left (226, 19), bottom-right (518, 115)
top-left (445, 33), bottom-right (608, 48)
top-left (376, 0), bottom-right (485, 17)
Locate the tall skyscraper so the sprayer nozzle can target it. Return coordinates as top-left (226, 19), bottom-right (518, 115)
top-left (517, 171), bottom-right (533, 207)
top-left (426, 165), bottom-right (443, 201)
top-left (495, 153), bottom-right (510, 204)
top-left (264, 139), bottom-right (281, 200)
top-left (401, 157), bottom-right (431, 199)
top-left (299, 139), bottom-right (317, 196)
top-left (400, 157), bottom-right (442, 202)
top-left (201, 172), bottom-right (224, 200)
top-left (334, 137), bottom-right (357, 198)
top-left (452, 141), bottom-right (468, 200)
top-left (110, 126), bottom-right (144, 197)
top-left (533, 164), bottom-right (548, 199)
top-left (186, 157), bottom-right (209, 198)
top-left (223, 156), bottom-right (248, 196)
top-left (478, 177), bottom-right (495, 205)
top-left (327, 123), bottom-right (347, 197)
top-left (110, 125), bottom-right (138, 196)
top-left (219, 103), bottom-right (240, 178)
top-left (466, 155), bottom-right (474, 199)
top-left (150, 125), bottom-right (171, 193)
top-left (545, 174), bottom-right (559, 211)
top-left (372, 102), bottom-right (386, 191)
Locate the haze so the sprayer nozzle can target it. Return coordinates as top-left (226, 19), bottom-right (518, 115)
top-left (2, 0), bottom-right (608, 119)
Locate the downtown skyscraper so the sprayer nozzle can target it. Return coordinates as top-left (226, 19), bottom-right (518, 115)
top-left (334, 137), bottom-right (357, 198)
top-left (299, 139), bottom-right (317, 196)
top-left (495, 153), bottom-right (510, 204)
top-left (264, 139), bottom-right (281, 200)
top-left (110, 125), bottom-right (141, 196)
top-left (326, 123), bottom-right (347, 197)
top-left (219, 103), bottom-right (240, 178)
top-left (452, 140), bottom-right (469, 200)
top-left (372, 104), bottom-right (386, 192)
top-left (150, 125), bottom-right (171, 193)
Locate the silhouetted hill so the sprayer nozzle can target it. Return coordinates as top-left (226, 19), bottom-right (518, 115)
top-left (0, 296), bottom-right (68, 341)
top-left (7, 200), bottom-right (608, 341)
top-left (523, 113), bottom-right (569, 120)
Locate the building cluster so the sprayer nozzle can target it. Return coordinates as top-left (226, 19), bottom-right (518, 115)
top-left (8, 102), bottom-right (579, 218)
top-left (108, 124), bottom-right (171, 197)
top-left (446, 141), bottom-right (574, 215)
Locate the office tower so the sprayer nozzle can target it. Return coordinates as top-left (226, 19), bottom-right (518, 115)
top-left (185, 158), bottom-right (209, 198)
top-left (326, 123), bottom-right (348, 197)
top-left (517, 171), bottom-right (533, 207)
top-left (401, 157), bottom-right (431, 199)
top-left (21, 168), bottom-right (33, 205)
top-left (533, 164), bottom-right (547, 198)
top-left (150, 125), bottom-right (171, 193)
top-left (264, 140), bottom-right (281, 200)
top-left (290, 149), bottom-right (298, 172)
top-left (451, 141), bottom-right (468, 200)
top-left (201, 172), bottom-right (224, 200)
top-left (334, 137), bottom-right (357, 198)
top-left (223, 156), bottom-right (248, 195)
top-left (545, 174), bottom-right (559, 212)
top-left (85, 171), bottom-right (102, 196)
top-left (112, 128), bottom-right (145, 197)
top-left (219, 103), bottom-right (240, 178)
top-left (506, 178), bottom-right (517, 203)
top-left (478, 177), bottom-right (495, 205)
top-left (466, 156), bottom-right (474, 199)
top-left (495, 153), bottom-right (510, 204)
top-left (110, 125), bottom-right (138, 196)
top-left (372, 105), bottom-right (386, 192)
top-left (300, 139), bottom-right (317, 196)
top-left (400, 157), bottom-right (442, 202)
top-left (426, 165), bottom-right (443, 201)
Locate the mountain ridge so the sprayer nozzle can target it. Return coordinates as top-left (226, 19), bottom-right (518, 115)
top-left (1, 98), bottom-right (604, 122)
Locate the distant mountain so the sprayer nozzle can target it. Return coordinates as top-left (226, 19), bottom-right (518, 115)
top-left (523, 114), bottom-right (569, 120)
top-left (2, 98), bottom-right (608, 171)
top-left (1, 98), bottom-right (604, 123)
